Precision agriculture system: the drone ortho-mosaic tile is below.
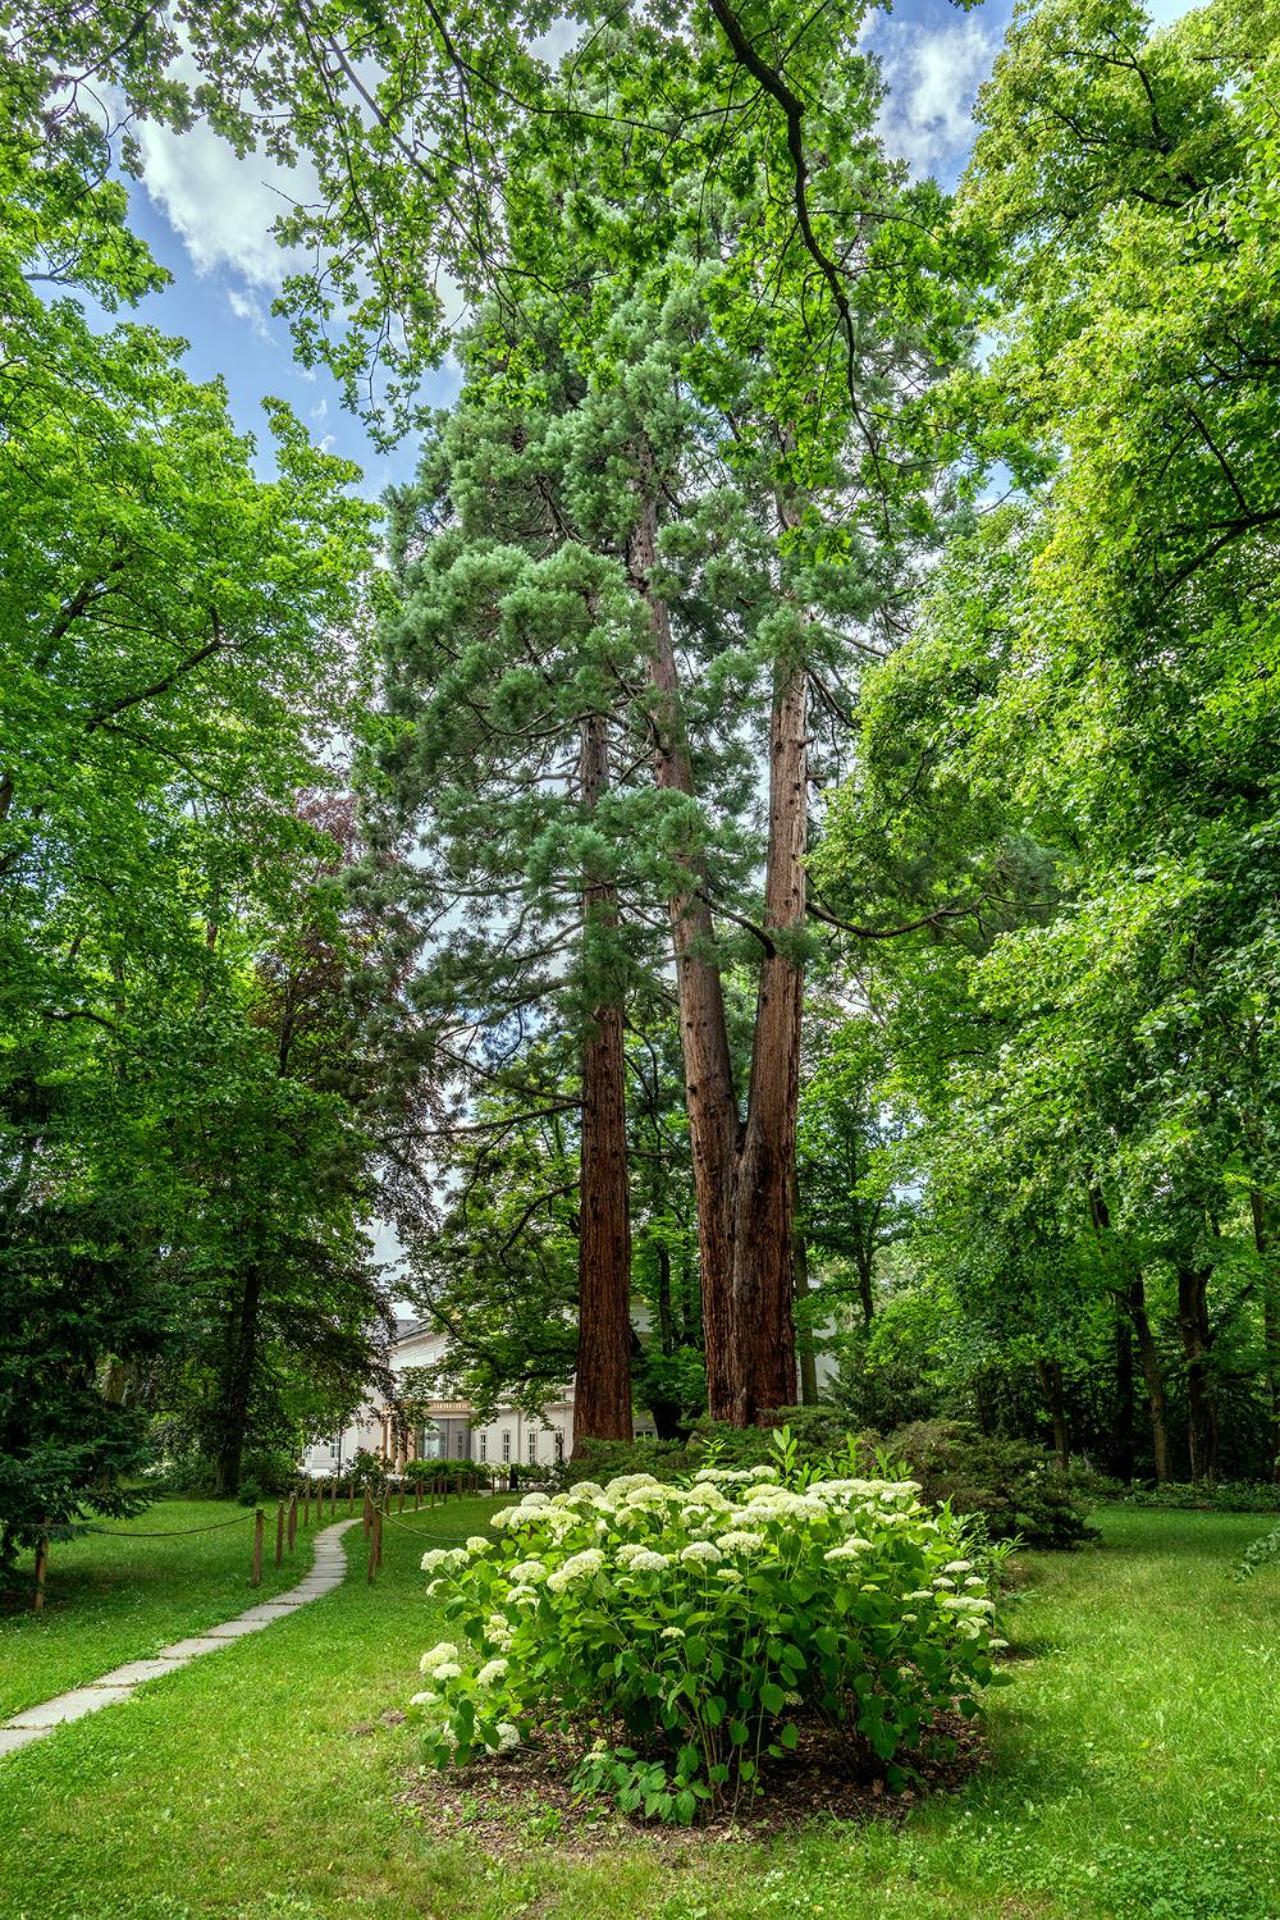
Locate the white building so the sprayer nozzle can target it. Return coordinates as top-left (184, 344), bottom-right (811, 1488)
top-left (301, 1317), bottom-right (657, 1476)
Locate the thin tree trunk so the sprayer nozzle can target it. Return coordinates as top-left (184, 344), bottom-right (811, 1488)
top-left (730, 652), bottom-right (805, 1423)
top-left (629, 489), bottom-right (739, 1421)
top-left (215, 1267), bottom-right (262, 1496)
top-left (1129, 1276), bottom-right (1172, 1484)
top-left (1250, 1191), bottom-right (1280, 1482)
top-left (1176, 1264), bottom-right (1217, 1483)
top-left (572, 711), bottom-right (633, 1450)
top-left (792, 1164), bottom-right (819, 1406)
top-left (1036, 1357), bottom-right (1070, 1474)
top-left (1088, 1184), bottom-right (1171, 1484)
top-left (1112, 1311), bottom-right (1135, 1483)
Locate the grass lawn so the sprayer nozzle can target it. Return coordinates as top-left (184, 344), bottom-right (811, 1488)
top-left (0, 1498), bottom-right (318, 1721)
top-left (1, 1502), bottom-right (1278, 1920)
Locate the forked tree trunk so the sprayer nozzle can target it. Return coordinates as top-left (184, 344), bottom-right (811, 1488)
top-left (573, 711), bottom-right (633, 1449)
top-left (629, 491), bottom-right (739, 1421)
top-left (730, 652), bottom-right (805, 1422)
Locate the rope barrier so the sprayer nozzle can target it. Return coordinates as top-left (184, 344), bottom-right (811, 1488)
top-left (85, 1510), bottom-right (259, 1539)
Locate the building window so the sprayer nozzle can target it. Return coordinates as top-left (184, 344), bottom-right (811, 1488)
top-left (528, 1430), bottom-right (538, 1466)
top-left (479, 1433), bottom-right (487, 1462)
top-left (554, 1431), bottom-right (564, 1463)
top-left (501, 1430), bottom-right (511, 1463)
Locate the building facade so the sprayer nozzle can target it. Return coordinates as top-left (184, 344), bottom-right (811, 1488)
top-left (301, 1317), bottom-right (657, 1476)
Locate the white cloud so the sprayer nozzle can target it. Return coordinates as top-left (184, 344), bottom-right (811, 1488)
top-left (876, 17), bottom-right (1000, 179)
top-left (134, 49), bottom-right (318, 289)
top-left (226, 285), bottom-right (272, 341)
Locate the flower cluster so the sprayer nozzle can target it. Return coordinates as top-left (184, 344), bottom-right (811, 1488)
top-left (410, 1444), bottom-right (1003, 1821)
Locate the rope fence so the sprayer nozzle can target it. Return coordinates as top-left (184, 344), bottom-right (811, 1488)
top-left (19, 1472), bottom-right (506, 1608)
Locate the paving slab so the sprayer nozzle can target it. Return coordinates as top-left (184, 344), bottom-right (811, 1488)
top-left (9, 1686), bottom-right (135, 1728)
top-left (2, 1518), bottom-right (359, 1756)
top-left (156, 1634), bottom-right (242, 1659)
top-left (94, 1658), bottom-right (191, 1686)
top-left (0, 1726), bottom-right (52, 1755)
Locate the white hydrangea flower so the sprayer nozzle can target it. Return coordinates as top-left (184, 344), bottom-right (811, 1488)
top-left (932, 1576), bottom-right (957, 1591)
top-left (622, 1548), bottom-right (668, 1573)
top-left (905, 1590), bottom-right (934, 1603)
top-left (510, 1559), bottom-right (548, 1584)
top-left (477, 1658), bottom-right (509, 1687)
top-left (944, 1560), bottom-right (973, 1575)
top-left (466, 1536), bottom-right (493, 1555)
top-left (902, 1612), bottom-right (917, 1624)
top-left (546, 1547), bottom-right (605, 1592)
top-left (425, 1578), bottom-right (444, 1597)
top-left (430, 1661), bottom-right (462, 1680)
top-left (715, 1567), bottom-right (744, 1583)
top-left (519, 1491), bottom-right (551, 1508)
top-left (679, 1540), bottom-right (723, 1566)
top-left (660, 1626), bottom-right (685, 1640)
top-left (420, 1549), bottom-right (453, 1573)
top-left (964, 1576), bottom-right (986, 1591)
top-left (507, 1584), bottom-right (540, 1607)
top-left (410, 1689), bottom-right (440, 1708)
top-left (603, 1473), bottom-right (660, 1498)
top-left (824, 1543), bottom-right (862, 1563)
top-left (420, 1642), bottom-right (460, 1673)
top-left (494, 1721), bottom-right (520, 1752)
top-left (718, 1530), bottom-right (765, 1554)
top-left (990, 1637), bottom-right (1009, 1651)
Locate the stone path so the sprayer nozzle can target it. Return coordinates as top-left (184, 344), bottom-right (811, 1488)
top-left (0, 1517), bottom-right (359, 1758)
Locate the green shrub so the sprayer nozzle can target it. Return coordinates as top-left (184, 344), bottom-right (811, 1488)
top-left (885, 1421), bottom-right (1095, 1550)
top-left (1124, 1480), bottom-right (1280, 1514)
top-left (409, 1431), bottom-right (1005, 1821)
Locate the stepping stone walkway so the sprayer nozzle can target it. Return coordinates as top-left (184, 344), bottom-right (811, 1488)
top-left (0, 1517), bottom-right (359, 1758)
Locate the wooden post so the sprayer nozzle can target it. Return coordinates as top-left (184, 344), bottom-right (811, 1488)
top-left (31, 1526), bottom-right (49, 1614)
top-left (398, 1481), bottom-right (405, 1515)
top-left (414, 1481), bottom-right (421, 1512)
top-left (348, 1480), bottom-right (356, 1515)
top-left (303, 1482), bottom-right (311, 1530)
top-left (252, 1509), bottom-right (264, 1588)
top-left (275, 1501), bottom-right (285, 1568)
top-left (362, 1487), bottom-right (373, 1539)
top-left (368, 1506), bottom-right (382, 1584)
top-left (287, 1495), bottom-right (297, 1554)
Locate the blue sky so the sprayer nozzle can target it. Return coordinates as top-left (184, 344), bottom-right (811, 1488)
top-left (122, 0), bottom-right (1194, 498)
top-left (122, 0), bottom-right (1027, 499)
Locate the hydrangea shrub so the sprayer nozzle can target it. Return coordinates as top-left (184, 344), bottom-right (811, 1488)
top-left (411, 1438), bottom-right (1004, 1821)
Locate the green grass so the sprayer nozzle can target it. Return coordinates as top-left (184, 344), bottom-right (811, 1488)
top-left (1, 1504), bottom-right (1278, 1920)
top-left (0, 1497), bottom-right (315, 1720)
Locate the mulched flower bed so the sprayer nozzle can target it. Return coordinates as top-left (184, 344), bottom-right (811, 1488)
top-left (396, 1712), bottom-right (986, 1858)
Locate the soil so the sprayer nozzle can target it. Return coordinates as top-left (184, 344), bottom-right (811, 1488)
top-left (396, 1711), bottom-right (986, 1859)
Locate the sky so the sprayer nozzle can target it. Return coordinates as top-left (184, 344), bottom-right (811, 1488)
top-left (121, 0), bottom-right (1198, 499)
top-left (118, 0), bottom-right (1029, 499)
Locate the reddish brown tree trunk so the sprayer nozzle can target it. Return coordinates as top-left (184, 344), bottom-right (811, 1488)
top-left (730, 653), bottom-right (805, 1422)
top-left (629, 491), bottom-right (739, 1421)
top-left (572, 711), bottom-right (633, 1450)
